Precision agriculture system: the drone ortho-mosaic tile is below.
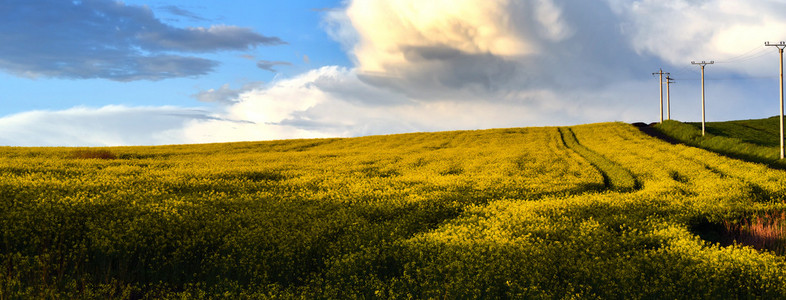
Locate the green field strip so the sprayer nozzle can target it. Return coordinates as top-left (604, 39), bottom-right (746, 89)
top-left (558, 127), bottom-right (639, 192)
top-left (733, 123), bottom-right (780, 145)
top-left (653, 119), bottom-right (786, 168)
top-left (705, 120), bottom-right (780, 147)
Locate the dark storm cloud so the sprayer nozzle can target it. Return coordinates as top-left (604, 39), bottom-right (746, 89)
top-left (0, 0), bottom-right (286, 81)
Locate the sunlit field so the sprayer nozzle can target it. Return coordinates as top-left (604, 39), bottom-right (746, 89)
top-left (3, 122), bottom-right (786, 298)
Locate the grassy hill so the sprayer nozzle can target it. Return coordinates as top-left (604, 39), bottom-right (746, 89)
top-left (3, 122), bottom-right (786, 298)
top-left (652, 117), bottom-right (786, 168)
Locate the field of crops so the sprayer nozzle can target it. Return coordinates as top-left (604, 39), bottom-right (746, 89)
top-left (3, 122), bottom-right (786, 298)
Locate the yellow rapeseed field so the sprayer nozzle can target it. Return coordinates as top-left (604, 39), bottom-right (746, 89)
top-left (2, 123), bottom-right (786, 298)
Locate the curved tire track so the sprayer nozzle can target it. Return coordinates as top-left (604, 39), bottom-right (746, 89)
top-left (558, 127), bottom-right (639, 192)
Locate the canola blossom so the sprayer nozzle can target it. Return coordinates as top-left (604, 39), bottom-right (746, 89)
top-left (2, 123), bottom-right (786, 298)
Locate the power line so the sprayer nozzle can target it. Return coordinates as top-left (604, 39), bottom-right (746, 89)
top-left (671, 75), bottom-right (777, 81)
top-left (669, 65), bottom-right (701, 77)
top-left (718, 45), bottom-right (764, 61)
top-left (715, 45), bottom-right (771, 64)
top-left (668, 45), bottom-right (771, 80)
top-left (721, 49), bottom-right (771, 63)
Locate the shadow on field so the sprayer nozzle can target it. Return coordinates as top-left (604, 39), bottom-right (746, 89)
top-left (631, 122), bottom-right (681, 145)
top-left (632, 122), bottom-right (786, 171)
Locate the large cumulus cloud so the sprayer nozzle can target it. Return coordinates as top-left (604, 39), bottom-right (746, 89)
top-left (327, 0), bottom-right (652, 98)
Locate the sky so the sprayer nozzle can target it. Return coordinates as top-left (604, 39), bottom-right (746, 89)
top-left (2, 0), bottom-right (786, 146)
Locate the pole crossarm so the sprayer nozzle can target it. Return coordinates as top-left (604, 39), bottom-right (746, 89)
top-left (766, 41), bottom-right (786, 159)
top-left (651, 70), bottom-right (670, 76)
top-left (690, 61), bottom-right (715, 66)
top-left (691, 61), bottom-right (714, 136)
top-left (765, 41), bottom-right (786, 49)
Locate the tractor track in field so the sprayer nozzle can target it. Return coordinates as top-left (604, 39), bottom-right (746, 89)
top-left (558, 127), bottom-right (640, 192)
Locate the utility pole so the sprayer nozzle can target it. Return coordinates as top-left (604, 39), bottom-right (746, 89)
top-left (666, 76), bottom-right (675, 120)
top-left (652, 69), bottom-right (669, 123)
top-left (691, 61), bottom-right (714, 136)
top-left (766, 41), bottom-right (786, 159)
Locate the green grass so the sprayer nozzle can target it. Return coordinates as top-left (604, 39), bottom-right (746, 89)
top-left (704, 117), bottom-right (781, 147)
top-left (653, 117), bottom-right (786, 168)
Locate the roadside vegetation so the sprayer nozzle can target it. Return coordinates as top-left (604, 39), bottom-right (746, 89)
top-left (3, 122), bottom-right (786, 298)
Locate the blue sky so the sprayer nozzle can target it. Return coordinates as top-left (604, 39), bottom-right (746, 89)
top-left (1, 0), bottom-right (348, 115)
top-left (2, 0), bottom-right (786, 146)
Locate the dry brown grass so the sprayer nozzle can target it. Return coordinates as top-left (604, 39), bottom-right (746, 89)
top-left (724, 211), bottom-right (786, 255)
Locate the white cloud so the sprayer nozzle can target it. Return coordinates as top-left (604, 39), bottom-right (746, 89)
top-left (344, 0), bottom-right (538, 73)
top-left (183, 66), bottom-right (403, 142)
top-left (181, 66), bottom-right (643, 145)
top-left (610, 0), bottom-right (786, 75)
top-left (0, 106), bottom-right (209, 146)
top-left (320, 0), bottom-right (651, 100)
top-left (192, 82), bottom-right (264, 104)
top-left (533, 0), bottom-right (573, 41)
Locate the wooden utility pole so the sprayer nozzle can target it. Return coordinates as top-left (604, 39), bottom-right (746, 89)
top-left (653, 69), bottom-right (670, 123)
top-left (691, 61), bottom-right (714, 136)
top-left (666, 76), bottom-right (675, 120)
top-left (766, 41), bottom-right (786, 159)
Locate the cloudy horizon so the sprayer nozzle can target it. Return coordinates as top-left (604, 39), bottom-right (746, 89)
top-left (2, 0), bottom-right (786, 146)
